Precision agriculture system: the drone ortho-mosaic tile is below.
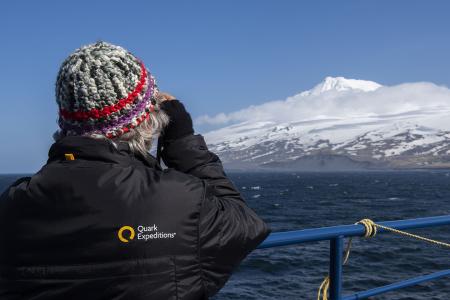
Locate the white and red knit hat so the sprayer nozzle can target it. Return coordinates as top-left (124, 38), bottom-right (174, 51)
top-left (55, 42), bottom-right (158, 139)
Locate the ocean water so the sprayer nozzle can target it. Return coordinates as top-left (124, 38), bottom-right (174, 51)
top-left (1, 171), bottom-right (450, 299)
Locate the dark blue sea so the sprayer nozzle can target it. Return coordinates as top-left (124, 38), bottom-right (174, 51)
top-left (1, 171), bottom-right (450, 299)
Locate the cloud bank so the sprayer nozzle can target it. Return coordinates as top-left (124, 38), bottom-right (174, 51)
top-left (195, 78), bottom-right (450, 129)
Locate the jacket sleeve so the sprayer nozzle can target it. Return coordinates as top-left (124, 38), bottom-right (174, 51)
top-left (161, 134), bottom-right (271, 296)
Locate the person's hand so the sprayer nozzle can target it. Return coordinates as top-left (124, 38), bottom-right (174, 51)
top-left (156, 92), bottom-right (176, 102)
top-left (159, 92), bottom-right (194, 141)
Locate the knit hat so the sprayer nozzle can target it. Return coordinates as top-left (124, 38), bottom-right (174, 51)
top-left (56, 41), bottom-right (158, 139)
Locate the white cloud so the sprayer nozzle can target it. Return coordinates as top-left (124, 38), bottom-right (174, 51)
top-left (195, 78), bottom-right (450, 130)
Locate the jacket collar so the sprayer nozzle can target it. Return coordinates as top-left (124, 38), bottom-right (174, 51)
top-left (47, 136), bottom-right (162, 171)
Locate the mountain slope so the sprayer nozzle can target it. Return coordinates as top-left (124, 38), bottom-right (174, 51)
top-left (203, 77), bottom-right (450, 171)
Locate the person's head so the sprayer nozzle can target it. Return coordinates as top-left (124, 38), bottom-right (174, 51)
top-left (54, 41), bottom-right (169, 155)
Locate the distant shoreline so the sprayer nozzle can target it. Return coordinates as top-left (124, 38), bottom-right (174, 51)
top-left (224, 168), bottom-right (450, 173)
top-left (2, 168), bottom-right (450, 176)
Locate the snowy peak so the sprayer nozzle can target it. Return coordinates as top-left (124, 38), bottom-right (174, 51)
top-left (305, 76), bottom-right (382, 96)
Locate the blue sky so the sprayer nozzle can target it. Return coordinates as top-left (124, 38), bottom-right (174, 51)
top-left (1, 0), bottom-right (450, 173)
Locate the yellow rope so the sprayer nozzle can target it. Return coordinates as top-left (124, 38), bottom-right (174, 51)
top-left (317, 218), bottom-right (450, 300)
top-left (317, 276), bottom-right (330, 300)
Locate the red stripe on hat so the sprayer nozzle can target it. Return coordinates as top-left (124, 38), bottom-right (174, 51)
top-left (60, 62), bottom-right (147, 121)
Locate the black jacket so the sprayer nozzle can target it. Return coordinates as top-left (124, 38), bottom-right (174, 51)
top-left (0, 134), bottom-right (270, 300)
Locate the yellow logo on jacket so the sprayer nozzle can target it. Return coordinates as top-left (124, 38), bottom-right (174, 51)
top-left (118, 225), bottom-right (135, 243)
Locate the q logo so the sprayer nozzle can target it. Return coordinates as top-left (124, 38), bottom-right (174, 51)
top-left (118, 226), bottom-right (135, 243)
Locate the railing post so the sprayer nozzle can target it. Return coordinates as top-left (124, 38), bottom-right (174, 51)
top-left (329, 236), bottom-right (344, 300)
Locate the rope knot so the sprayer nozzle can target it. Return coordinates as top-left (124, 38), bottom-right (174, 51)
top-left (356, 218), bottom-right (377, 238)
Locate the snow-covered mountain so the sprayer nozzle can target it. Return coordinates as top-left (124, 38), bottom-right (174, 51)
top-left (300, 76), bottom-right (381, 96)
top-left (202, 77), bottom-right (450, 171)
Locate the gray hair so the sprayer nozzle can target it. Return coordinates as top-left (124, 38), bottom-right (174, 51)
top-left (54, 105), bottom-right (170, 156)
top-left (110, 107), bottom-right (170, 155)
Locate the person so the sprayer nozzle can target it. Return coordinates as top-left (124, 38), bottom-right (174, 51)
top-left (0, 42), bottom-right (270, 300)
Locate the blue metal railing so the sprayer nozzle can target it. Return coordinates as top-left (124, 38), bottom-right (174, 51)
top-left (257, 215), bottom-right (450, 300)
